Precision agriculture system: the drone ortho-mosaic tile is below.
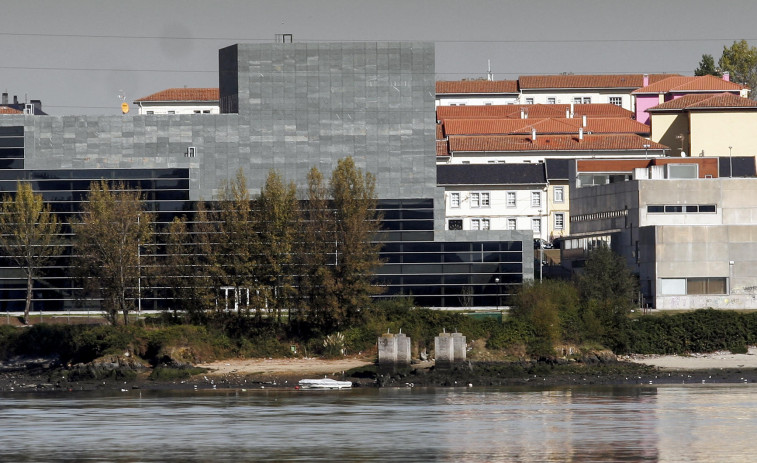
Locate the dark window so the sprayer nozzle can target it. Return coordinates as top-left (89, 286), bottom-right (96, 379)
top-left (448, 219), bottom-right (463, 230)
top-left (699, 205), bottom-right (716, 213)
top-left (664, 205), bottom-right (683, 213)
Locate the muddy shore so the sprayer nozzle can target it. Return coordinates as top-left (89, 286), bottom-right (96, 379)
top-left (2, 355), bottom-right (757, 393)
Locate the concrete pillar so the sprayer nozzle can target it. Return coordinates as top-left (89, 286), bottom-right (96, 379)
top-left (435, 331), bottom-right (466, 363)
top-left (378, 332), bottom-right (411, 365)
top-left (435, 332), bottom-right (454, 363)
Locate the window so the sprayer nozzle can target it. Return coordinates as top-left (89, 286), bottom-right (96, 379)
top-left (168, 111), bottom-right (176, 114)
top-left (507, 218), bottom-right (516, 230)
top-left (554, 186), bottom-right (564, 203)
top-left (448, 219), bottom-right (463, 230)
top-left (609, 96), bottom-right (622, 106)
top-left (573, 97), bottom-right (582, 104)
top-left (506, 192), bottom-right (516, 207)
top-left (532, 218), bottom-right (541, 234)
top-left (471, 218), bottom-right (488, 230)
top-left (583, 97), bottom-right (591, 104)
top-left (462, 160), bottom-right (470, 164)
top-left (146, 111), bottom-right (154, 114)
top-left (555, 213), bottom-right (565, 230)
top-left (531, 191), bottom-right (541, 207)
top-left (661, 277), bottom-right (727, 295)
top-left (471, 192), bottom-right (489, 208)
top-left (525, 98), bottom-right (534, 104)
top-left (547, 97), bottom-right (556, 104)
top-left (471, 193), bottom-right (480, 208)
top-left (647, 204), bottom-right (717, 214)
top-left (450, 192), bottom-right (460, 208)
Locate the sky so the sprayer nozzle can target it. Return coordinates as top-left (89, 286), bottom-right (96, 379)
top-left (4, 0), bottom-right (757, 115)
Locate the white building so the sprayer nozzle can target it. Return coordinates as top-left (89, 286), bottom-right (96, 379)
top-left (133, 88), bottom-right (220, 115)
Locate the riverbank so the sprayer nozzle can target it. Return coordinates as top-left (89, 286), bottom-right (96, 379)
top-left (3, 352), bottom-right (757, 393)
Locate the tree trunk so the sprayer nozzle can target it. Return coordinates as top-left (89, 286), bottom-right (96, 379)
top-left (23, 272), bottom-right (33, 325)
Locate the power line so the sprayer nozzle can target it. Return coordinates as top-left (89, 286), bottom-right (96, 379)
top-left (0, 31), bottom-right (753, 44)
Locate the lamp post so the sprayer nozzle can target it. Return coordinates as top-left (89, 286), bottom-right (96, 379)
top-left (729, 146), bottom-right (733, 177)
top-left (494, 277), bottom-right (500, 310)
top-left (643, 143), bottom-right (650, 160)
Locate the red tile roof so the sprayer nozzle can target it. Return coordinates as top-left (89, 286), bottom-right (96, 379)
top-left (437, 103), bottom-right (633, 120)
top-left (134, 88), bottom-right (220, 102)
top-left (577, 158), bottom-right (720, 178)
top-left (0, 106), bottom-right (23, 114)
top-left (436, 80), bottom-right (519, 94)
top-left (518, 74), bottom-right (676, 90)
top-left (632, 75), bottom-right (745, 94)
top-left (647, 93), bottom-right (757, 111)
top-left (437, 140), bottom-right (450, 156)
top-left (447, 134), bottom-right (668, 153)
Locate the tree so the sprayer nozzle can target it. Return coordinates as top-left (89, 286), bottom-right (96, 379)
top-left (329, 157), bottom-right (383, 327)
top-left (0, 182), bottom-right (61, 324)
top-left (577, 244), bottom-right (637, 346)
top-left (255, 170), bottom-right (299, 323)
top-left (71, 181), bottom-right (152, 325)
top-left (718, 40), bottom-right (757, 97)
top-left (299, 167), bottom-right (339, 329)
top-left (694, 54), bottom-right (721, 77)
top-left (511, 280), bottom-right (581, 355)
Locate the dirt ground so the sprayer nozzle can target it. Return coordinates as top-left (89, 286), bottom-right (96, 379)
top-left (625, 347), bottom-right (757, 370)
top-left (196, 357), bottom-right (374, 377)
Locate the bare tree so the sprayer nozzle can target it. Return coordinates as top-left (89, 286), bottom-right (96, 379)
top-left (0, 182), bottom-right (61, 324)
top-left (71, 181), bottom-right (152, 325)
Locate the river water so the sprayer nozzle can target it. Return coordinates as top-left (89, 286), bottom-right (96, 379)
top-left (1, 385), bottom-right (755, 462)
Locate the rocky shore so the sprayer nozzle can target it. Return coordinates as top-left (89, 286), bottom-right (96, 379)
top-left (3, 351), bottom-right (757, 393)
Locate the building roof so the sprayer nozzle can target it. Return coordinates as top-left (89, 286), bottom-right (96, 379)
top-left (441, 117), bottom-right (649, 137)
top-left (647, 93), bottom-right (757, 112)
top-left (576, 158), bottom-right (723, 178)
top-left (134, 88), bottom-right (220, 102)
top-left (518, 74), bottom-right (676, 90)
top-left (437, 140), bottom-right (450, 156)
top-left (632, 75), bottom-right (745, 94)
top-left (437, 103), bottom-right (633, 120)
top-left (545, 158), bottom-right (571, 180)
top-left (447, 134), bottom-right (668, 153)
top-left (436, 80), bottom-right (519, 94)
top-left (437, 163), bottom-right (546, 185)
top-left (0, 106), bottom-right (23, 114)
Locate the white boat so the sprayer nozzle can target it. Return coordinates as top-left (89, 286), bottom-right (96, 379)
top-left (298, 378), bottom-right (353, 389)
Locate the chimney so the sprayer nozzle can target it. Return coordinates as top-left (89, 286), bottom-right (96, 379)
top-left (565, 108), bottom-right (570, 118)
top-left (643, 74), bottom-right (649, 87)
top-left (531, 128), bottom-right (537, 141)
top-left (569, 102), bottom-right (574, 118)
top-left (582, 114), bottom-right (587, 127)
top-left (723, 71), bottom-right (730, 82)
top-left (13, 95), bottom-right (18, 105)
top-left (520, 108), bottom-right (526, 119)
top-left (31, 100), bottom-right (42, 114)
top-left (1, 92), bottom-right (6, 105)
top-left (579, 127), bottom-right (584, 140)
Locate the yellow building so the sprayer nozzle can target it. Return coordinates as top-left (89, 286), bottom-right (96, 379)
top-left (648, 93), bottom-right (757, 159)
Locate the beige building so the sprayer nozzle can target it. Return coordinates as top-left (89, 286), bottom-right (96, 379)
top-left (648, 93), bottom-right (757, 158)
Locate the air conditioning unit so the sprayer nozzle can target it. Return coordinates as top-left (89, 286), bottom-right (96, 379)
top-left (185, 146), bottom-right (197, 158)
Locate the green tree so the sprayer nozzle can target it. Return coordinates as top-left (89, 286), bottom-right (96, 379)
top-left (0, 182), bottom-right (62, 324)
top-left (577, 244), bottom-right (637, 347)
top-left (71, 181), bottom-right (152, 325)
top-left (511, 280), bottom-right (581, 355)
top-left (718, 40), bottom-right (757, 96)
top-left (255, 170), bottom-right (299, 323)
top-left (694, 54), bottom-right (721, 76)
top-left (329, 157), bottom-right (383, 328)
top-left (299, 167), bottom-right (339, 330)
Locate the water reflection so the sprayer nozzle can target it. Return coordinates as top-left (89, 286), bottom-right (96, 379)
top-left (0, 385), bottom-right (754, 462)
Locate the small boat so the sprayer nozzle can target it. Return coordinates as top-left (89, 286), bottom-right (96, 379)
top-left (298, 378), bottom-right (353, 390)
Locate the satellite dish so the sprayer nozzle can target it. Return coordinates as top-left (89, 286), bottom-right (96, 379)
top-left (121, 102), bottom-right (129, 114)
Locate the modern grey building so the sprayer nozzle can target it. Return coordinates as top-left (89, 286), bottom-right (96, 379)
top-left (0, 42), bottom-right (532, 311)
